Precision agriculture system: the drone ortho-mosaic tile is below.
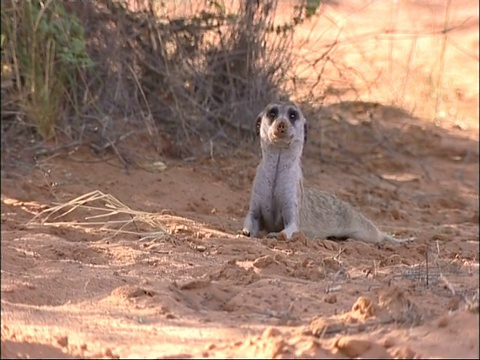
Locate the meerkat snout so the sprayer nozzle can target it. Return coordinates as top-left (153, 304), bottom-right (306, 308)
top-left (274, 120), bottom-right (288, 137)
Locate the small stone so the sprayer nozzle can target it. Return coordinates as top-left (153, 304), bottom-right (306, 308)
top-left (56, 335), bottom-right (68, 347)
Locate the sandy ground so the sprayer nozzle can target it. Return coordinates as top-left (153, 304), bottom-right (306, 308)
top-left (1, 0), bottom-right (479, 359)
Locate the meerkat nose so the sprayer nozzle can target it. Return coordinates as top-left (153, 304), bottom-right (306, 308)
top-left (277, 120), bottom-right (287, 134)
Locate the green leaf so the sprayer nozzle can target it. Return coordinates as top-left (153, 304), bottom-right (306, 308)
top-left (306, 0), bottom-right (321, 18)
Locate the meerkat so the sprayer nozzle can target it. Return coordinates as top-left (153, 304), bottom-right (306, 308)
top-left (241, 101), bottom-right (412, 244)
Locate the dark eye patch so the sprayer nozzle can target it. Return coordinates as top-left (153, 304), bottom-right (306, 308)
top-left (267, 107), bottom-right (278, 121)
top-left (288, 108), bottom-right (298, 122)
top-left (255, 116), bottom-right (261, 136)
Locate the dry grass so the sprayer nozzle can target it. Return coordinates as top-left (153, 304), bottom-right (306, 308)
top-left (2, 0), bottom-right (478, 161)
top-left (2, 0), bottom-right (332, 159)
top-left (28, 190), bottom-right (169, 241)
top-left (27, 189), bottom-right (235, 242)
top-left (287, 1), bottom-right (478, 126)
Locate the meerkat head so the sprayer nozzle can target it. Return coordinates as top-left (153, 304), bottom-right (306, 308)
top-left (255, 101), bottom-right (307, 148)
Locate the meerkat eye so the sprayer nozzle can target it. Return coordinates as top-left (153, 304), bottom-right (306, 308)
top-left (267, 107), bottom-right (278, 121)
top-left (288, 109), bottom-right (299, 122)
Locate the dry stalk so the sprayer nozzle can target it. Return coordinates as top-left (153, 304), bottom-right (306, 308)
top-left (28, 190), bottom-right (169, 241)
top-left (434, 0), bottom-right (453, 124)
top-left (54, 0), bottom-right (306, 157)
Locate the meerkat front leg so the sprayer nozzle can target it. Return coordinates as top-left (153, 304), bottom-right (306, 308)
top-left (242, 208), bottom-right (261, 237)
top-left (265, 216), bottom-right (299, 240)
top-left (267, 192), bottom-right (300, 241)
top-left (242, 173), bottom-right (264, 237)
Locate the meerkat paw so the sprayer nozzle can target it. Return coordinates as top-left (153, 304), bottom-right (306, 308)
top-left (266, 230), bottom-right (295, 242)
top-left (266, 231), bottom-right (290, 242)
top-left (266, 231), bottom-right (281, 239)
top-left (241, 228), bottom-right (251, 237)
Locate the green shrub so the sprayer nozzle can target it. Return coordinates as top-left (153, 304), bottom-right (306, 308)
top-left (1, 0), bottom-right (92, 140)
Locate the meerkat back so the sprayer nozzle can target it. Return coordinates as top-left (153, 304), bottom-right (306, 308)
top-left (301, 188), bottom-right (388, 243)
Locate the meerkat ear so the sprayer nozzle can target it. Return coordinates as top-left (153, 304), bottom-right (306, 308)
top-left (255, 116), bottom-right (262, 137)
top-left (304, 123), bottom-right (308, 143)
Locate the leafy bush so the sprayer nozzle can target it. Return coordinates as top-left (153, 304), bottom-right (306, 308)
top-left (1, 0), bottom-right (92, 139)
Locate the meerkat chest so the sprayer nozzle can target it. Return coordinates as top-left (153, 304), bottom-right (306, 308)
top-left (256, 154), bottom-right (301, 230)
